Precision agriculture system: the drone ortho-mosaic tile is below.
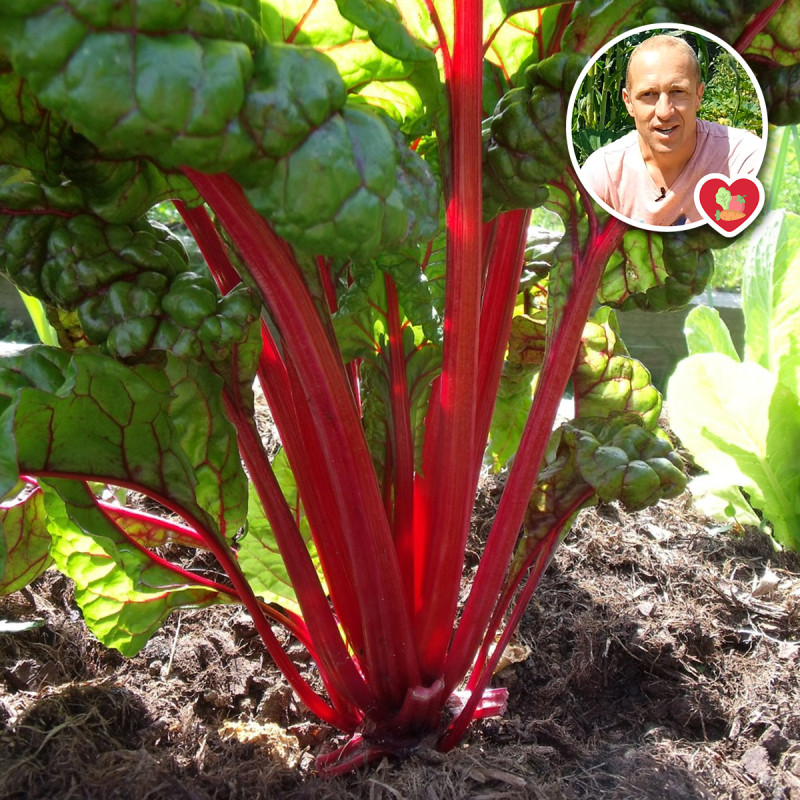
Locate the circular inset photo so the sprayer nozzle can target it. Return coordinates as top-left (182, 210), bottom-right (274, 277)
top-left (566, 23), bottom-right (768, 232)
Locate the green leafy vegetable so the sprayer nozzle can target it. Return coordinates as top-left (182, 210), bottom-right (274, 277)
top-left (668, 211), bottom-right (800, 549)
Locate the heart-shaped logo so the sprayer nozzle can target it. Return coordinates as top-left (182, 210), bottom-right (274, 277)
top-left (694, 173), bottom-right (765, 238)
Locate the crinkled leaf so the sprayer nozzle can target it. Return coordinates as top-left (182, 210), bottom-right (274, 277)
top-left (684, 305), bottom-right (740, 360)
top-left (0, 347), bottom-right (243, 542)
top-left (667, 354), bottom-right (800, 550)
top-left (573, 307), bottom-right (661, 429)
top-left (0, 2), bottom-right (267, 172)
top-left (42, 479), bottom-right (224, 656)
top-left (598, 228), bottom-right (715, 311)
top-left (742, 210), bottom-right (800, 394)
top-left (519, 410), bottom-right (685, 568)
top-left (0, 62), bottom-right (73, 182)
top-left (237, 450), bottom-right (324, 614)
top-left (238, 105), bottom-right (440, 258)
top-left (0, 184), bottom-right (262, 373)
top-left (483, 54), bottom-right (583, 218)
top-left (0, 483), bottom-right (52, 594)
top-left (0, 72), bottom-right (199, 224)
top-left (568, 415), bottom-right (686, 511)
top-left (512, 428), bottom-right (593, 576)
top-left (62, 139), bottom-right (201, 224)
top-left (0, 3), bottom-right (439, 259)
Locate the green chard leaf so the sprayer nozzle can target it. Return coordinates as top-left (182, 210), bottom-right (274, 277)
top-left (261, 0), bottom-right (442, 135)
top-left (486, 310), bottom-right (546, 471)
top-left (568, 414), bottom-right (686, 511)
top-left (0, 175), bottom-right (262, 375)
top-left (0, 1), bottom-right (439, 258)
top-left (42, 479), bottom-right (225, 656)
top-left (520, 410), bottom-right (685, 567)
top-left (0, 347), bottom-right (246, 542)
top-left (598, 227), bottom-right (716, 311)
top-left (237, 450), bottom-right (325, 615)
top-left (483, 53), bottom-right (585, 219)
top-left (0, 483), bottom-right (52, 594)
top-left (333, 261), bottom-right (441, 482)
top-left (1, 46), bottom-right (202, 221)
top-left (0, 60), bottom-right (73, 182)
top-left (746, 2), bottom-right (800, 124)
top-left (521, 425), bottom-right (593, 549)
top-left (563, 0), bottom-right (775, 56)
top-left (573, 307), bottom-right (661, 428)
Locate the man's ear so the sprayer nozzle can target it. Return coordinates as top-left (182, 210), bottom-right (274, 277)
top-left (622, 87), bottom-right (634, 117)
top-left (696, 82), bottom-right (705, 109)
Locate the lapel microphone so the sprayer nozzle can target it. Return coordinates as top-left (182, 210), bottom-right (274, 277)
top-left (655, 187), bottom-right (667, 202)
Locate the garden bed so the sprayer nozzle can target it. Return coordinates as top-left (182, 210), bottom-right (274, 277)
top-left (1, 490), bottom-right (799, 799)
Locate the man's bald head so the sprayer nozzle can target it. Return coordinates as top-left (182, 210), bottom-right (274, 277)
top-left (625, 35), bottom-right (701, 91)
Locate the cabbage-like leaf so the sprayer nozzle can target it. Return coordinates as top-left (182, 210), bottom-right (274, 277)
top-left (667, 354), bottom-right (800, 550)
top-left (684, 305), bottom-right (740, 361)
top-left (0, 2), bottom-right (439, 258)
top-left (569, 415), bottom-right (686, 511)
top-left (742, 211), bottom-right (800, 394)
top-left (482, 53), bottom-right (584, 219)
top-left (598, 228), bottom-right (716, 311)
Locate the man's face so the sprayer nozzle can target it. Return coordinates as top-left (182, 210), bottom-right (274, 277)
top-left (621, 46), bottom-right (705, 162)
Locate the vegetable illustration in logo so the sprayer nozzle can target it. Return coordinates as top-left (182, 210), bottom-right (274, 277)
top-left (714, 187), bottom-right (747, 220)
top-left (694, 174), bottom-right (765, 238)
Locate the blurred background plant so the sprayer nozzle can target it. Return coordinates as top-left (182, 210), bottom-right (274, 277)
top-left (712, 125), bottom-right (800, 290)
top-left (666, 122), bottom-right (800, 551)
top-left (0, 307), bottom-right (36, 344)
top-left (666, 208), bottom-right (800, 551)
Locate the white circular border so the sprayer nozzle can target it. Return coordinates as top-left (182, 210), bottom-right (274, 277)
top-left (565, 22), bottom-right (769, 233)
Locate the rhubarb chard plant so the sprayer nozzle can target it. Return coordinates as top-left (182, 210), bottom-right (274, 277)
top-left (1, 0), bottom-right (799, 774)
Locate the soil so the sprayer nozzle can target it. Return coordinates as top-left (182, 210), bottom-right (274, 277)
top-left (2, 488), bottom-right (800, 798)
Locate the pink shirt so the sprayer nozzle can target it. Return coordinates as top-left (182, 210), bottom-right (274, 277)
top-left (580, 120), bottom-right (764, 226)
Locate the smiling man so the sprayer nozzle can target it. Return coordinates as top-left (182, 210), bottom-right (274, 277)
top-left (580, 34), bottom-right (764, 227)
